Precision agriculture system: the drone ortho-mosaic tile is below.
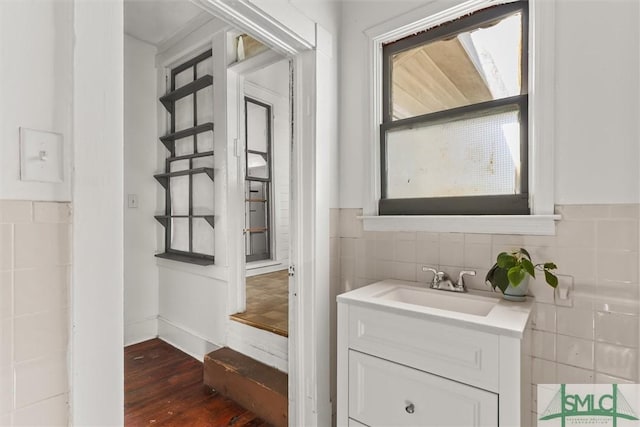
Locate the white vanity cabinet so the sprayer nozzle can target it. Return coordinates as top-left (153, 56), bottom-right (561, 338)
top-left (337, 280), bottom-right (533, 427)
top-left (349, 350), bottom-right (498, 426)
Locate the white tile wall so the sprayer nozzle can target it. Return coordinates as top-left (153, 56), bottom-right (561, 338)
top-left (0, 200), bottom-right (71, 426)
top-left (335, 205), bottom-right (640, 396)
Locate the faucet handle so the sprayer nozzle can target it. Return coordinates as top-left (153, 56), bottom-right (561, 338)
top-left (422, 267), bottom-right (439, 284)
top-left (457, 270), bottom-right (476, 288)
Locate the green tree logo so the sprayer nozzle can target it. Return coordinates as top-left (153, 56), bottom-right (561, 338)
top-left (540, 384), bottom-right (639, 426)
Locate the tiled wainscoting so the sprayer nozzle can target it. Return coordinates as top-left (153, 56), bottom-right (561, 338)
top-left (0, 200), bottom-right (71, 426)
top-left (330, 205), bottom-right (639, 421)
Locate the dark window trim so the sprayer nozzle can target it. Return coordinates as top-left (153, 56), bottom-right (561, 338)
top-left (244, 97), bottom-right (272, 263)
top-left (156, 49), bottom-right (215, 265)
top-left (380, 1), bottom-right (529, 216)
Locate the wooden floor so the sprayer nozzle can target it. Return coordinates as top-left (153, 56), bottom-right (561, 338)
top-left (230, 270), bottom-right (288, 336)
top-left (125, 339), bottom-right (271, 427)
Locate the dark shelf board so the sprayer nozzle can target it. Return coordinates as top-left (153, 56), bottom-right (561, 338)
top-left (160, 75), bottom-right (213, 113)
top-left (154, 215), bottom-right (215, 228)
top-left (160, 123), bottom-right (214, 153)
top-left (154, 167), bottom-right (214, 189)
top-left (168, 151), bottom-right (214, 162)
top-left (155, 252), bottom-right (214, 266)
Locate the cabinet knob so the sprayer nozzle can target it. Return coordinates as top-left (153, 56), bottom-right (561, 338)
top-left (405, 403), bottom-right (415, 414)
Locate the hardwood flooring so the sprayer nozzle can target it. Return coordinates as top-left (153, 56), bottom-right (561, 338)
top-left (125, 339), bottom-right (271, 427)
top-left (230, 270), bottom-right (288, 336)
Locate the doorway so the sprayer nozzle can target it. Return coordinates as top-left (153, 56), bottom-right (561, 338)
top-left (230, 55), bottom-right (292, 338)
top-left (122, 0), bottom-right (330, 424)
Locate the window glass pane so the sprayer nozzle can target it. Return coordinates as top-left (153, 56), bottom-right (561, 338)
top-left (174, 95), bottom-right (193, 131)
top-left (174, 137), bottom-right (194, 156)
top-left (197, 132), bottom-right (213, 152)
top-left (170, 159), bottom-right (189, 173)
top-left (192, 218), bottom-right (214, 256)
top-left (196, 57), bottom-right (213, 77)
top-left (192, 155), bottom-right (213, 169)
top-left (246, 180), bottom-right (266, 201)
top-left (246, 181), bottom-right (268, 229)
top-left (197, 87), bottom-right (213, 125)
top-left (247, 152), bottom-right (269, 179)
top-left (192, 173), bottom-right (214, 216)
top-left (170, 218), bottom-right (189, 251)
top-left (247, 232), bottom-right (268, 257)
top-left (246, 101), bottom-right (268, 152)
top-left (169, 175), bottom-right (190, 215)
top-left (386, 109), bottom-right (521, 199)
top-left (174, 68), bottom-right (193, 89)
top-left (390, 12), bottom-right (522, 120)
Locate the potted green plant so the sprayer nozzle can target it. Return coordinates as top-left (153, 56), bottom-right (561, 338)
top-left (485, 248), bottom-right (558, 301)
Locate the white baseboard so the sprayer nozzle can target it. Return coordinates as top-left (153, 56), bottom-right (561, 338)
top-left (227, 321), bottom-right (288, 373)
top-left (124, 316), bottom-right (158, 346)
top-left (157, 317), bottom-right (220, 361)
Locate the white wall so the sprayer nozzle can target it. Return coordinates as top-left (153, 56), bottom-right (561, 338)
top-left (124, 34), bottom-right (160, 345)
top-left (554, 0), bottom-right (639, 204)
top-left (158, 267), bottom-right (227, 359)
top-left (72, 0), bottom-right (124, 424)
top-left (0, 0), bottom-right (74, 201)
top-left (338, 0), bottom-right (640, 208)
top-left (246, 59), bottom-right (290, 99)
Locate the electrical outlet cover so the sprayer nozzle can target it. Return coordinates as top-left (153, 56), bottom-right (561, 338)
top-left (20, 127), bottom-right (64, 183)
top-left (554, 274), bottom-right (574, 307)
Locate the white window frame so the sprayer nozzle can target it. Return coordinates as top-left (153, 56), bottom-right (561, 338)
top-left (361, 0), bottom-right (560, 235)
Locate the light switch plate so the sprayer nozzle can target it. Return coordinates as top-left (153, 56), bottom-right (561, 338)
top-left (20, 127), bottom-right (64, 183)
top-left (127, 194), bottom-right (138, 208)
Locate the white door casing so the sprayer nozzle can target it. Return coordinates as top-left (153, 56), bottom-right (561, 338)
top-left (189, 1), bottom-right (332, 425)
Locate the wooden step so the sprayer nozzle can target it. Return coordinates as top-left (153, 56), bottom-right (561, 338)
top-left (204, 347), bottom-right (287, 427)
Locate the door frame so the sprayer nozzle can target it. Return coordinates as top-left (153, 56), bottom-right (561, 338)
top-left (191, 1), bottom-right (332, 425)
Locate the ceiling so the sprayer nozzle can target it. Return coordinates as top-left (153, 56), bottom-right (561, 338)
top-left (124, 0), bottom-right (210, 46)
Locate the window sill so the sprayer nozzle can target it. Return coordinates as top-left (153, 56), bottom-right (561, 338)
top-left (155, 252), bottom-right (214, 266)
top-left (358, 214), bottom-right (561, 235)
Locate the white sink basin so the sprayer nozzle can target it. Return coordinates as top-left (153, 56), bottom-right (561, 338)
top-left (373, 285), bottom-right (499, 316)
top-left (338, 279), bottom-right (533, 337)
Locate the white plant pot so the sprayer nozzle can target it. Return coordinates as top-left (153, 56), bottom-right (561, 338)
top-left (503, 276), bottom-right (529, 302)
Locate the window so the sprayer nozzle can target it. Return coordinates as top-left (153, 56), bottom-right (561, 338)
top-left (154, 49), bottom-right (215, 265)
top-left (380, 1), bottom-right (528, 216)
top-left (244, 97), bottom-right (272, 262)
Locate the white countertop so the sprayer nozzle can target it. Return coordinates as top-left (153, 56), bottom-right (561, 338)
top-left (337, 279), bottom-right (534, 338)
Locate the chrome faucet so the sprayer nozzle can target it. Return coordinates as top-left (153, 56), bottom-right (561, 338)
top-left (422, 267), bottom-right (476, 293)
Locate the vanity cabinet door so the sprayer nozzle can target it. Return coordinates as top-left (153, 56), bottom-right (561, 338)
top-left (349, 350), bottom-right (498, 427)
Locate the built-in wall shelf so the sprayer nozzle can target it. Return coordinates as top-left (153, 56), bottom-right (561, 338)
top-left (247, 227), bottom-right (268, 233)
top-left (168, 150), bottom-right (214, 162)
top-left (154, 167), bottom-right (214, 189)
top-left (154, 215), bottom-right (215, 228)
top-left (155, 252), bottom-right (214, 266)
top-left (228, 49), bottom-right (284, 74)
top-left (155, 49), bottom-right (215, 266)
top-left (159, 75), bottom-right (213, 113)
top-left (160, 123), bottom-right (214, 153)
top-left (246, 198), bottom-right (267, 202)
